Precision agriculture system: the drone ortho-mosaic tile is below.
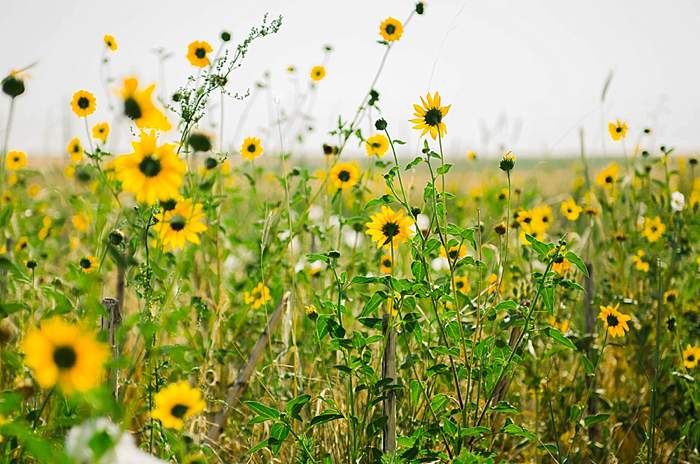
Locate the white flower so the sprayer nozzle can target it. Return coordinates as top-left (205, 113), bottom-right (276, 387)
top-left (308, 204), bottom-right (324, 222)
top-left (343, 229), bottom-right (364, 248)
top-left (66, 418), bottom-right (166, 464)
top-left (416, 213), bottom-right (430, 233)
top-left (671, 191), bottom-right (685, 212)
top-left (431, 256), bottom-right (449, 271)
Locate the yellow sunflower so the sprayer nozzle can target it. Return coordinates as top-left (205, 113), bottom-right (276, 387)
top-left (66, 138), bottom-right (83, 163)
top-left (118, 77), bottom-right (171, 131)
top-left (380, 254), bottom-right (393, 274)
top-left (560, 198), bottom-right (582, 221)
top-left (71, 213), bottom-right (90, 233)
top-left (70, 90), bottom-right (96, 117)
top-left (5, 150), bottom-right (26, 170)
top-left (186, 40), bottom-right (213, 67)
top-left (244, 282), bottom-right (272, 309)
top-left (241, 137), bottom-right (263, 160)
top-left (453, 276), bottom-right (470, 294)
top-left (103, 34), bottom-right (118, 51)
top-left (79, 256), bottom-right (98, 274)
top-left (608, 119), bottom-right (628, 141)
top-left (155, 198), bottom-right (207, 251)
top-left (365, 134), bottom-right (389, 158)
top-left (631, 250), bottom-right (649, 272)
top-left (410, 92), bottom-right (450, 139)
top-left (14, 236), bottom-right (29, 253)
top-left (366, 206), bottom-right (415, 248)
top-left (683, 345), bottom-right (700, 369)
top-left (113, 130), bottom-right (186, 204)
top-left (440, 244), bottom-right (467, 262)
top-left (92, 122), bottom-right (110, 143)
top-left (598, 304), bottom-right (631, 338)
top-left (663, 290), bottom-right (678, 304)
top-left (310, 65), bottom-right (326, 82)
top-left (530, 205), bottom-right (553, 233)
top-left (552, 257), bottom-right (571, 274)
top-left (595, 163), bottom-right (620, 187)
top-left (329, 162), bottom-right (360, 190)
top-left (151, 381), bottom-right (205, 430)
top-left (22, 317), bottom-right (109, 393)
top-left (379, 17), bottom-right (404, 42)
top-left (642, 216), bottom-right (665, 243)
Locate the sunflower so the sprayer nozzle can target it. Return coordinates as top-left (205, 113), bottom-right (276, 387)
top-left (365, 134), bottom-right (389, 158)
top-left (79, 256), bottom-right (98, 274)
top-left (440, 244), bottom-right (467, 262)
top-left (113, 130), bottom-right (186, 204)
top-left (310, 65), bottom-right (326, 82)
top-left (380, 254), bottom-right (393, 274)
top-left (530, 205), bottom-right (553, 233)
top-left (118, 77), bottom-right (171, 131)
top-left (379, 17), bottom-right (404, 42)
top-left (92, 122), bottom-right (110, 143)
top-left (329, 162), bottom-right (360, 190)
top-left (186, 40), bottom-right (213, 68)
top-left (598, 304), bottom-right (631, 338)
top-left (466, 150), bottom-right (477, 160)
top-left (410, 92), bottom-right (450, 139)
top-left (22, 317), bottom-right (109, 393)
top-left (608, 119), bottom-right (628, 141)
top-left (548, 316), bottom-right (570, 333)
top-left (71, 213), bottom-right (90, 233)
top-left (631, 250), bottom-right (649, 272)
top-left (560, 198), bottom-right (582, 221)
top-left (103, 34), bottom-right (118, 51)
top-left (642, 216), bottom-right (665, 243)
top-left (5, 150), bottom-right (26, 170)
top-left (244, 282), bottom-right (272, 309)
top-left (365, 206), bottom-right (415, 248)
top-left (151, 381), bottom-right (205, 430)
top-left (552, 257), bottom-right (571, 274)
top-left (663, 290), bottom-right (678, 304)
top-left (70, 90), bottom-right (96, 118)
top-left (66, 138), bottom-right (83, 163)
top-left (155, 198), bottom-right (207, 251)
top-left (595, 163), bottom-right (620, 187)
top-left (241, 137), bottom-right (263, 160)
top-left (14, 236), bottom-right (28, 253)
top-left (682, 345), bottom-right (700, 369)
top-left (453, 276), bottom-right (470, 294)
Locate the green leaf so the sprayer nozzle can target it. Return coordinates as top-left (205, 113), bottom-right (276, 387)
top-left (489, 401), bottom-right (521, 414)
top-left (583, 413), bottom-right (610, 427)
top-left (285, 394), bottom-right (311, 421)
top-left (526, 234), bottom-right (550, 257)
top-left (565, 251), bottom-right (589, 277)
top-left (309, 410), bottom-right (344, 427)
top-left (502, 422), bottom-right (536, 440)
top-left (436, 163), bottom-right (453, 175)
top-left (245, 401), bottom-right (280, 422)
top-left (543, 327), bottom-right (577, 350)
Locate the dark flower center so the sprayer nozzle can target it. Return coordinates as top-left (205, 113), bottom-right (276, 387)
top-left (456, 281), bottom-right (464, 289)
top-left (616, 127), bottom-right (622, 133)
top-left (424, 108), bottom-right (442, 126)
top-left (605, 175), bottom-right (613, 183)
top-left (247, 143), bottom-right (257, 153)
top-left (688, 354), bottom-right (695, 362)
top-left (13, 156), bottom-right (19, 162)
top-left (382, 221), bottom-right (400, 239)
top-left (383, 259), bottom-right (392, 267)
top-left (542, 216), bottom-right (550, 223)
top-left (606, 314), bottom-right (619, 327)
top-left (170, 404), bottom-right (189, 418)
top-left (161, 199), bottom-right (177, 211)
top-left (651, 226), bottom-right (657, 232)
top-left (80, 258), bottom-right (92, 269)
top-left (139, 155), bottom-right (161, 177)
top-left (72, 145), bottom-right (80, 153)
top-left (372, 142), bottom-right (380, 149)
top-left (448, 249), bottom-right (459, 260)
top-left (337, 170), bottom-right (351, 182)
top-left (385, 24), bottom-right (396, 35)
top-left (169, 214), bottom-right (186, 231)
top-left (195, 48), bottom-right (206, 59)
top-left (124, 97), bottom-right (142, 120)
top-left (53, 345), bottom-right (77, 369)
top-left (77, 97), bottom-right (90, 109)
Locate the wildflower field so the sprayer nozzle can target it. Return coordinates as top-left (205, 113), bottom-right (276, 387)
top-left (1, 3), bottom-right (700, 463)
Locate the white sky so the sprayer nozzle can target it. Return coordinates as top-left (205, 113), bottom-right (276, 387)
top-left (2, 0), bottom-right (700, 158)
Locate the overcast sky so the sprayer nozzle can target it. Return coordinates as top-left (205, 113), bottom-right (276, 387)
top-left (2, 0), bottom-right (700, 158)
